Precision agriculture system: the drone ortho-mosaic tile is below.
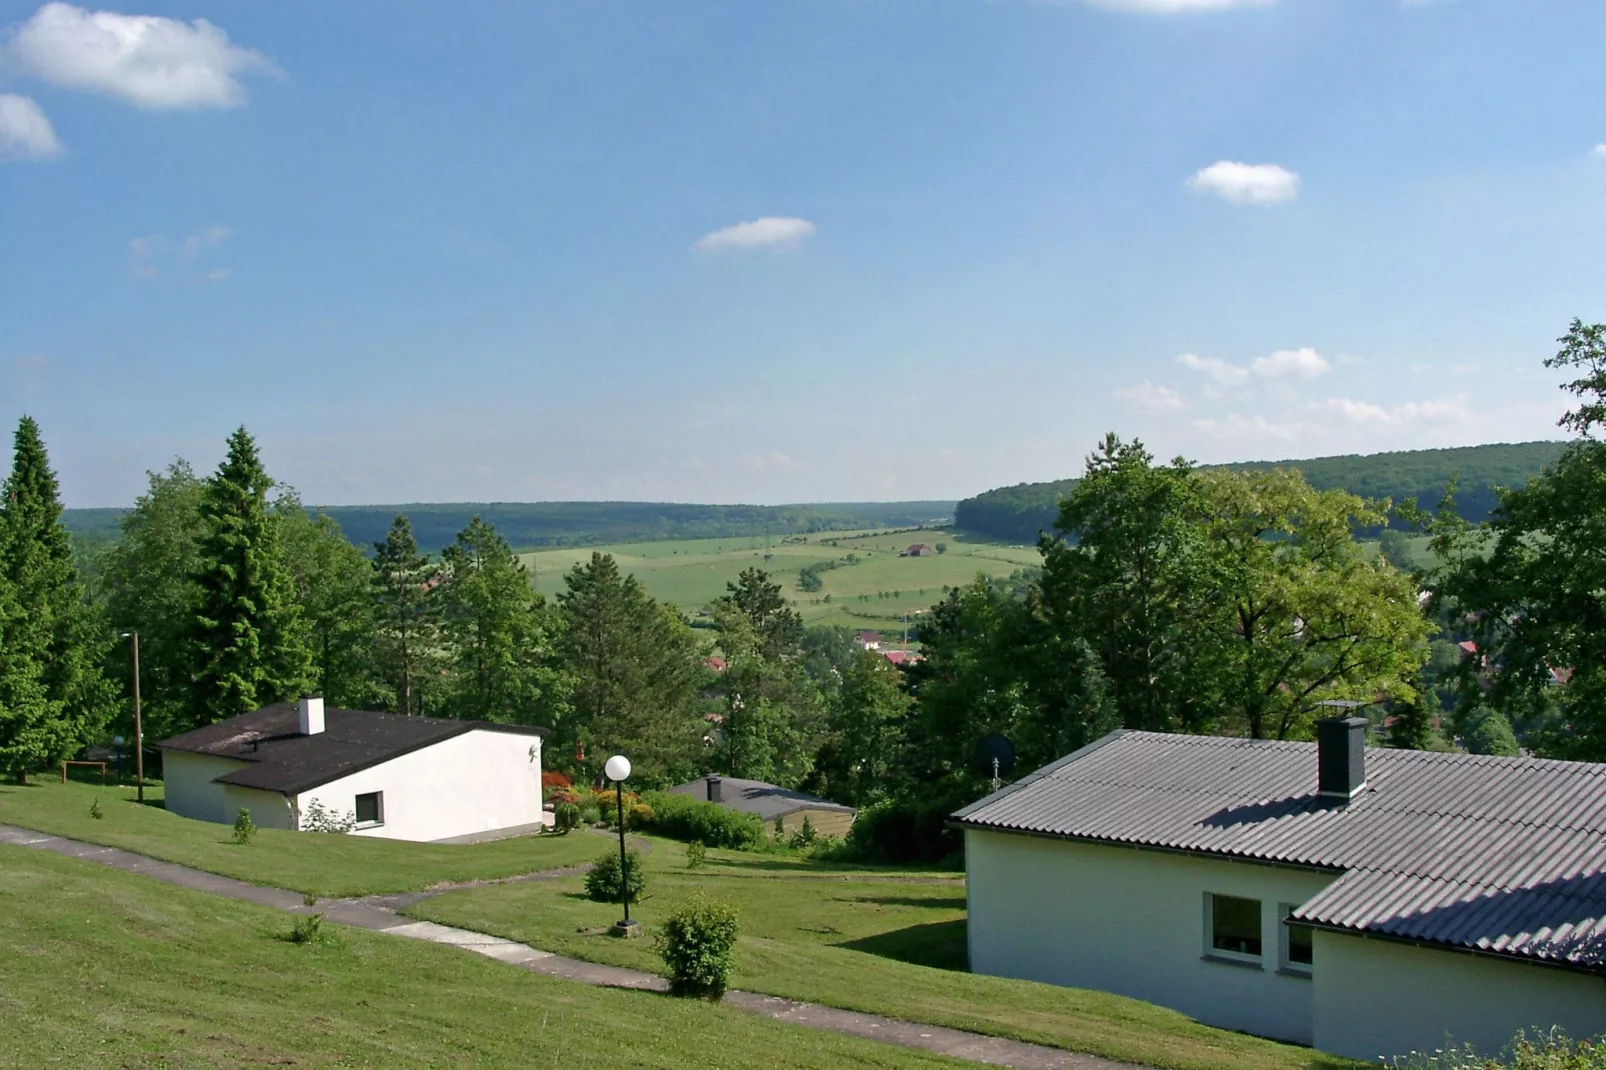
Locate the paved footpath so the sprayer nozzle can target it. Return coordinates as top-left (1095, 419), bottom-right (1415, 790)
top-left (0, 823), bottom-right (1136, 1070)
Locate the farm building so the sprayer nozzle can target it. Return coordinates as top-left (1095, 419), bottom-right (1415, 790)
top-left (900, 544), bottom-right (931, 557)
top-left (854, 631), bottom-right (883, 651)
top-left (668, 775), bottom-right (856, 837)
top-left (955, 719), bottom-right (1606, 1062)
top-left (159, 698), bottom-right (548, 842)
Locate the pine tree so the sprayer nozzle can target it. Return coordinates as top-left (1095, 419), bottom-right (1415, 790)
top-left (371, 514), bottom-right (437, 716)
top-left (0, 554), bottom-right (57, 783)
top-left (0, 417), bottom-right (116, 773)
top-left (277, 492), bottom-right (382, 709)
top-left (438, 516), bottom-right (565, 725)
top-left (185, 428), bottom-right (310, 728)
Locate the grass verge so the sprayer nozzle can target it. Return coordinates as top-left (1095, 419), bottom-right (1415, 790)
top-left (0, 779), bottom-right (605, 897)
top-left (0, 843), bottom-right (961, 1069)
top-left (409, 840), bottom-right (1358, 1070)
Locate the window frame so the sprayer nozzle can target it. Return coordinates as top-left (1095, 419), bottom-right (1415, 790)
top-left (1278, 903), bottom-right (1313, 977)
top-left (354, 791), bottom-right (385, 829)
top-left (1203, 892), bottom-right (1264, 967)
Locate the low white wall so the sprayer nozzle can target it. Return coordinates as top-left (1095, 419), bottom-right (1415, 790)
top-left (297, 729), bottom-right (542, 842)
top-left (222, 784), bottom-right (295, 831)
top-left (965, 828), bottom-right (1335, 1044)
top-left (161, 751), bottom-right (251, 825)
top-left (1313, 929), bottom-right (1606, 1061)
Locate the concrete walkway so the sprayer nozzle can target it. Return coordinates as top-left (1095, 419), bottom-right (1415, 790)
top-left (0, 823), bottom-right (1135, 1070)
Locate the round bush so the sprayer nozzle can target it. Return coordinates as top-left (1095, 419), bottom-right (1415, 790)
top-left (584, 848), bottom-right (648, 904)
top-left (578, 802), bottom-right (602, 826)
top-left (656, 897), bottom-right (739, 998)
top-left (628, 802), bottom-right (655, 830)
top-left (553, 802), bottom-right (581, 834)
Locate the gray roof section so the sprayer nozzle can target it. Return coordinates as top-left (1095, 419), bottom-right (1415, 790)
top-left (667, 776), bottom-right (856, 822)
top-left (953, 730), bottom-right (1606, 969)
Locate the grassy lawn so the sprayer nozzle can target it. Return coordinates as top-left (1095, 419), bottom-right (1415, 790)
top-left (521, 527), bottom-right (1041, 631)
top-left (0, 845), bottom-right (959, 1069)
top-left (0, 779), bottom-right (606, 897)
top-left (410, 840), bottom-right (1357, 1070)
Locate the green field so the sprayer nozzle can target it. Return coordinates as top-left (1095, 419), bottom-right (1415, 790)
top-left (0, 844), bottom-right (957, 1069)
top-left (522, 528), bottom-right (1041, 631)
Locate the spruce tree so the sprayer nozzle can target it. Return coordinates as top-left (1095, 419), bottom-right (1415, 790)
top-left (0, 555), bottom-right (57, 783)
top-left (0, 417), bottom-right (115, 773)
top-left (371, 514), bottom-right (437, 716)
top-left (185, 428), bottom-right (310, 728)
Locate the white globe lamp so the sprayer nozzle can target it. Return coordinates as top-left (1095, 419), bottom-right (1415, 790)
top-left (604, 754), bottom-right (632, 783)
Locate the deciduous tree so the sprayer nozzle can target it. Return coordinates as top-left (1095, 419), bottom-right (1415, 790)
top-left (370, 514), bottom-right (438, 716)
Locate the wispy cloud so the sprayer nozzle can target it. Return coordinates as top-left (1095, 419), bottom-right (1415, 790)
top-left (695, 217), bottom-right (816, 253)
top-left (1325, 396), bottom-right (1470, 425)
top-left (1187, 160), bottom-right (1300, 205)
top-left (1592, 144), bottom-right (1606, 159)
top-left (1177, 347), bottom-right (1330, 384)
top-left (128, 224), bottom-right (233, 281)
top-left (183, 224), bottom-right (232, 255)
top-left (1113, 381), bottom-right (1188, 413)
top-left (0, 93), bottom-right (62, 160)
top-left (7, 3), bottom-right (279, 110)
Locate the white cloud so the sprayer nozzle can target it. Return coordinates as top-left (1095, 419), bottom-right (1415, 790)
top-left (1177, 352), bottom-right (1250, 385)
top-left (695, 217), bottom-right (816, 253)
top-left (1113, 381), bottom-right (1187, 413)
top-left (1592, 144), bottom-right (1606, 159)
top-left (1190, 413), bottom-right (1299, 441)
top-left (128, 224), bottom-right (232, 280)
top-left (7, 3), bottom-right (278, 110)
top-left (1251, 347), bottom-right (1330, 379)
top-left (0, 93), bottom-right (62, 159)
top-left (1325, 396), bottom-right (1470, 425)
top-left (183, 224), bottom-right (232, 254)
top-left (1187, 160), bottom-right (1300, 205)
top-left (1177, 347), bottom-right (1330, 385)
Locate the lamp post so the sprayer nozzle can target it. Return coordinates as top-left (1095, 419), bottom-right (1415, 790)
top-left (604, 754), bottom-right (639, 937)
top-left (120, 631), bottom-right (143, 803)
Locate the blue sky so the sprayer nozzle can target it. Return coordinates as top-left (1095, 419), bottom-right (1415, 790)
top-left (3, 1), bottom-right (1605, 508)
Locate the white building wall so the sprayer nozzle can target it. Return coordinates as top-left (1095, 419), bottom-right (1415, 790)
top-left (161, 751), bottom-right (251, 825)
top-left (295, 728), bottom-right (542, 842)
top-left (965, 828), bottom-right (1335, 1044)
top-left (221, 783), bottom-right (295, 831)
top-left (1312, 930), bottom-right (1606, 1061)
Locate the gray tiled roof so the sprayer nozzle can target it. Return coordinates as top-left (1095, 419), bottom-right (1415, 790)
top-left (953, 730), bottom-right (1606, 969)
top-left (666, 776), bottom-right (856, 821)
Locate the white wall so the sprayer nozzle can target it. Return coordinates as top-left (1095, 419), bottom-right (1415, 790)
top-left (296, 729), bottom-right (542, 842)
top-left (965, 828), bottom-right (1335, 1044)
top-left (161, 751), bottom-right (251, 825)
top-left (222, 784), bottom-right (295, 831)
top-left (1313, 930), bottom-right (1606, 1061)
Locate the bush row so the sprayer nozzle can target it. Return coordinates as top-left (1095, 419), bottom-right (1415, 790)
top-left (636, 790), bottom-right (767, 848)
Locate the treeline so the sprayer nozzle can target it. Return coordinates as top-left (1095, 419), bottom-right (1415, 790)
top-left (954, 441), bottom-right (1569, 543)
top-left (67, 499), bottom-right (957, 553)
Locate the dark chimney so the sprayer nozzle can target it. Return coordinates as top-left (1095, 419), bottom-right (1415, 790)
top-left (707, 775), bottom-right (723, 804)
top-left (1317, 717), bottom-right (1368, 800)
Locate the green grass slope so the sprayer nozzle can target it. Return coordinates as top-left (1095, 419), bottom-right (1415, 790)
top-left (0, 844), bottom-right (957, 1069)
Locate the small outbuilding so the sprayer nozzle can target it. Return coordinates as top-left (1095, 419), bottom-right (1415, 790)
top-left (668, 774), bottom-right (856, 838)
top-left (955, 720), bottom-right (1606, 1062)
top-left (159, 697), bottom-right (548, 842)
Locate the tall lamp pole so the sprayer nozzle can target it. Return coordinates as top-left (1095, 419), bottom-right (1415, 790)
top-left (604, 754), bottom-right (639, 937)
top-left (120, 632), bottom-right (143, 802)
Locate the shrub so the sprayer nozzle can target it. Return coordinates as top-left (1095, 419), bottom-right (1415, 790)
top-left (656, 897), bottom-right (739, 998)
top-left (845, 797), bottom-right (963, 864)
top-left (553, 802), bottom-right (582, 834)
top-left (685, 841), bottom-right (707, 869)
top-left (89, 798), bottom-right (104, 820)
top-left (232, 808), bottom-right (256, 845)
top-left (638, 791), bottom-right (766, 849)
top-left (787, 815), bottom-right (817, 849)
top-left (578, 802), bottom-right (602, 825)
top-left (548, 787), bottom-right (584, 806)
top-left (542, 770), bottom-right (572, 790)
top-left (628, 802), bottom-right (655, 830)
top-left (284, 912), bottom-right (338, 947)
top-left (301, 799), bottom-right (356, 834)
top-left (1388, 1029), bottom-right (1606, 1069)
top-left (584, 848), bottom-right (648, 904)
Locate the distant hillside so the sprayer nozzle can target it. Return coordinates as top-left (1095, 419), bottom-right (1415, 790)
top-left (954, 441), bottom-right (1570, 544)
top-left (65, 500), bottom-right (956, 554)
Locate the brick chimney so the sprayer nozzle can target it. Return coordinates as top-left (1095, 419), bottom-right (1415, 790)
top-left (298, 696), bottom-right (325, 736)
top-left (707, 775), bottom-right (723, 804)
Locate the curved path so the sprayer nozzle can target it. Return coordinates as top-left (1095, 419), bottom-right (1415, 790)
top-left (0, 823), bottom-right (1136, 1070)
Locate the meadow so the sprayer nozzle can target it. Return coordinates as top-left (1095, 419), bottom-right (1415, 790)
top-left (521, 528), bottom-right (1041, 631)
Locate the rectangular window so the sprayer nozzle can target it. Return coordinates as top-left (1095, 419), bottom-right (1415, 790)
top-left (1280, 903), bottom-right (1313, 974)
top-left (1207, 893), bottom-right (1262, 960)
top-left (355, 791), bottom-right (384, 827)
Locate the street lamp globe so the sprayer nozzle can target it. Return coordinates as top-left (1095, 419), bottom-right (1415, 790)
top-left (604, 754), bottom-right (631, 783)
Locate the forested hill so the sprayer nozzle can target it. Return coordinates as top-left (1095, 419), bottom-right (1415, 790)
top-left (954, 441), bottom-right (1570, 544)
top-left (65, 499), bottom-right (956, 553)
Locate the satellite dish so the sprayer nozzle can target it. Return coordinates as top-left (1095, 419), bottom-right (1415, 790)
top-left (976, 733), bottom-right (1015, 778)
